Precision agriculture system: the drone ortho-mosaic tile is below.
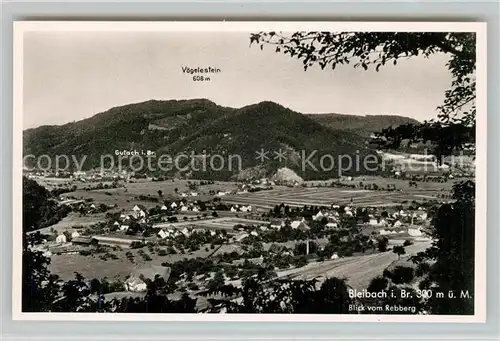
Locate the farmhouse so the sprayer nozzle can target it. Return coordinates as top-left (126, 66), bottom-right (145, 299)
top-left (290, 219), bottom-right (310, 230)
top-left (93, 235), bottom-right (143, 248)
top-left (132, 205), bottom-right (147, 219)
top-left (326, 222), bottom-right (338, 228)
top-left (158, 229), bottom-right (169, 239)
top-left (408, 227), bottom-right (424, 237)
top-left (233, 232), bottom-right (249, 242)
top-left (313, 211), bottom-right (327, 221)
top-left (410, 154), bottom-right (436, 162)
top-left (55, 233), bottom-right (67, 244)
top-left (124, 265), bottom-right (171, 293)
top-left (71, 236), bottom-right (97, 246)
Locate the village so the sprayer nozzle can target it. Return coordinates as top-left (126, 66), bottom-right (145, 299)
top-left (25, 166), bottom-right (443, 310)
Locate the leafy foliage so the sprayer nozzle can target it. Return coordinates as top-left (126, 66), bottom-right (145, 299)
top-left (392, 245), bottom-right (406, 260)
top-left (250, 31), bottom-right (476, 155)
top-left (198, 276), bottom-right (353, 314)
top-left (410, 180), bottom-right (475, 314)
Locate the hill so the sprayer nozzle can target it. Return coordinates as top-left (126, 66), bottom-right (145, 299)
top-left (23, 99), bottom-right (384, 180)
top-left (307, 113), bottom-right (420, 137)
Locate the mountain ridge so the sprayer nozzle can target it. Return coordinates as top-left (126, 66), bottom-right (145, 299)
top-left (23, 99), bottom-right (416, 180)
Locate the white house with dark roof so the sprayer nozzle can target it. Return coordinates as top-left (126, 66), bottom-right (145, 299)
top-left (125, 265), bottom-right (171, 293)
top-left (55, 233), bottom-right (67, 244)
top-left (158, 229), bottom-right (169, 239)
top-left (313, 211), bottom-right (327, 221)
top-left (291, 218), bottom-right (310, 230)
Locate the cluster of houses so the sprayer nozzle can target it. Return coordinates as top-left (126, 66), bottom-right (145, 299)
top-left (124, 265), bottom-right (171, 292)
top-left (167, 201), bottom-right (202, 213)
top-left (178, 191), bottom-right (199, 197)
top-left (157, 226), bottom-right (217, 240)
top-left (229, 204), bottom-right (252, 213)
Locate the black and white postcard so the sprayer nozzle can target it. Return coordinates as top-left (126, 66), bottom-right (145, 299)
top-left (13, 21), bottom-right (487, 322)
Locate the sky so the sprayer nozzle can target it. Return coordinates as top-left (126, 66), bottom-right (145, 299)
top-left (23, 31), bottom-right (453, 130)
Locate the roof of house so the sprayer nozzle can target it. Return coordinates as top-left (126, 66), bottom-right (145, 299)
top-left (71, 236), bottom-right (94, 244)
top-left (131, 265), bottom-right (171, 281)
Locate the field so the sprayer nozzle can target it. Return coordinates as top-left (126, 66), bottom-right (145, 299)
top-left (49, 242), bottom-right (216, 281)
top-left (276, 240), bottom-right (432, 290)
top-left (154, 217), bottom-right (269, 230)
top-left (224, 181), bottom-right (452, 209)
top-left (28, 212), bottom-right (107, 235)
top-left (65, 179), bottom-right (240, 211)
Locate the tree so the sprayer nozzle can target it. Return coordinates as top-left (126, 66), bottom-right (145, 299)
top-left (157, 190), bottom-right (163, 197)
top-left (411, 180), bottom-right (475, 315)
top-left (207, 269), bottom-right (225, 291)
top-left (377, 237), bottom-right (389, 252)
top-left (250, 32), bottom-right (476, 158)
top-left (393, 245), bottom-right (406, 260)
top-left (403, 239), bottom-right (413, 247)
top-left (390, 266), bottom-right (415, 285)
top-left (90, 278), bottom-right (101, 294)
top-left (367, 276), bottom-right (389, 293)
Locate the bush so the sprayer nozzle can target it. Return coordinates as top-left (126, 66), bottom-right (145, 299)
top-left (79, 249), bottom-right (92, 256)
top-left (130, 241), bottom-right (143, 249)
top-left (377, 238), bottom-right (388, 252)
top-left (391, 266), bottom-right (415, 284)
top-left (415, 262), bottom-right (431, 277)
top-left (292, 255), bottom-right (308, 268)
top-left (109, 280), bottom-right (125, 293)
top-left (403, 239), bottom-right (413, 247)
top-left (367, 276), bottom-right (388, 293)
top-left (187, 282), bottom-right (199, 290)
top-left (382, 268), bottom-right (392, 279)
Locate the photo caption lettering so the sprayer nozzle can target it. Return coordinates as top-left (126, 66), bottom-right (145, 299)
top-left (181, 66), bottom-right (221, 82)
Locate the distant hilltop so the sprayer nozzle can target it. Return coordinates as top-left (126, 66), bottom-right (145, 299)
top-left (306, 113), bottom-right (420, 138)
top-left (23, 99), bottom-right (417, 180)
